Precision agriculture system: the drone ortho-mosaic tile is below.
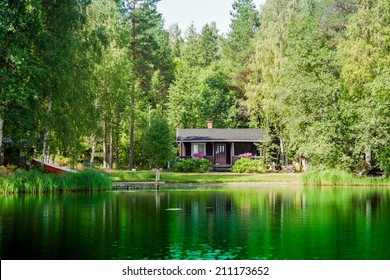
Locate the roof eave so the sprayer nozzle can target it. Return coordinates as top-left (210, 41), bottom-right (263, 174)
top-left (177, 139), bottom-right (263, 143)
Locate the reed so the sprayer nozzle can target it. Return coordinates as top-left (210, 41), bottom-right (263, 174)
top-left (302, 169), bottom-right (390, 186)
top-left (0, 169), bottom-right (112, 194)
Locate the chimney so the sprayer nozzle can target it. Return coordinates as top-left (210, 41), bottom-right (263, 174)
top-left (207, 120), bottom-right (213, 129)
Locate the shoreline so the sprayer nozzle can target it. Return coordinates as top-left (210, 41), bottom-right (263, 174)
top-left (113, 181), bottom-right (303, 190)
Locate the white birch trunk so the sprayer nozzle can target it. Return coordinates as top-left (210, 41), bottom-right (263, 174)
top-left (109, 127), bottom-right (113, 169)
top-left (280, 137), bottom-right (286, 166)
top-left (90, 131), bottom-right (96, 167)
top-left (42, 96), bottom-right (52, 162)
top-left (102, 119), bottom-right (107, 168)
top-left (365, 151), bottom-right (372, 170)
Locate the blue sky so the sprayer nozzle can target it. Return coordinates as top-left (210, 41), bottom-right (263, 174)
top-left (157, 0), bottom-right (266, 35)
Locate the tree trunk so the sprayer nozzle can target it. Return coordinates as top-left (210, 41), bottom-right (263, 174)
top-left (0, 117), bottom-right (4, 165)
top-left (129, 0), bottom-right (136, 170)
top-left (280, 137), bottom-right (286, 166)
top-left (46, 144), bottom-right (50, 163)
top-left (42, 96), bottom-right (52, 162)
top-left (116, 125), bottom-right (120, 170)
top-left (102, 119), bottom-right (107, 168)
top-left (285, 146), bottom-right (288, 167)
top-left (365, 150), bottom-right (372, 170)
top-left (109, 127), bottom-right (113, 169)
top-left (302, 157), bottom-right (308, 172)
top-left (90, 131), bottom-right (96, 167)
top-left (129, 85), bottom-right (135, 170)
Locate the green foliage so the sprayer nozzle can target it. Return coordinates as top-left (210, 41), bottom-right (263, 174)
top-left (376, 148), bottom-right (390, 176)
top-left (142, 114), bottom-right (176, 168)
top-left (172, 158), bottom-right (212, 173)
top-left (336, 0), bottom-right (390, 174)
top-left (0, 169), bottom-right (112, 194)
top-left (167, 64), bottom-right (240, 128)
top-left (223, 0), bottom-right (260, 101)
top-left (198, 22), bottom-right (220, 67)
top-left (2, 0), bottom-right (389, 176)
top-left (302, 169), bottom-right (390, 186)
top-left (245, 0), bottom-right (389, 175)
top-left (231, 158), bottom-right (266, 173)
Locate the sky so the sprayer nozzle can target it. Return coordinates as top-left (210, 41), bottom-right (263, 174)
top-left (157, 0), bottom-right (267, 35)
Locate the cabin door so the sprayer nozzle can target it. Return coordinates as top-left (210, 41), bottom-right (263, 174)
top-left (215, 143), bottom-right (226, 165)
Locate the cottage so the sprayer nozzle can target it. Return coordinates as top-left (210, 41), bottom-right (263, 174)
top-left (176, 121), bottom-right (264, 167)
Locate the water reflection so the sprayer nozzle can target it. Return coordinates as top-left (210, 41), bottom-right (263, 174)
top-left (0, 186), bottom-right (390, 259)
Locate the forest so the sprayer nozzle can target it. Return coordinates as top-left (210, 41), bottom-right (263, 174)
top-left (1, 0), bottom-right (389, 175)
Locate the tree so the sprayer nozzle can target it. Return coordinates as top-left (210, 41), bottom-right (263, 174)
top-left (167, 64), bottom-right (239, 129)
top-left (83, 0), bottom-right (131, 169)
top-left (167, 23), bottom-right (184, 59)
top-left (0, 1), bottom-right (41, 164)
top-left (338, 0), bottom-right (390, 173)
top-left (246, 0), bottom-right (299, 166)
top-left (181, 23), bottom-right (202, 67)
top-left (0, 0), bottom-right (92, 165)
top-left (142, 114), bottom-right (175, 168)
top-left (122, 0), bottom-right (174, 169)
top-left (223, 0), bottom-right (260, 94)
top-left (198, 22), bottom-right (220, 67)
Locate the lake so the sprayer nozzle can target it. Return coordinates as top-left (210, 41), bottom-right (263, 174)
top-left (1, 185), bottom-right (390, 260)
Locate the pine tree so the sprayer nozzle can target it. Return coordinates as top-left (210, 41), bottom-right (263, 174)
top-left (122, 0), bottom-right (173, 169)
top-left (223, 0), bottom-right (260, 94)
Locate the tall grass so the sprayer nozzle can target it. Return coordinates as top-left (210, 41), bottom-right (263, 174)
top-left (0, 169), bottom-right (112, 194)
top-left (302, 169), bottom-right (390, 186)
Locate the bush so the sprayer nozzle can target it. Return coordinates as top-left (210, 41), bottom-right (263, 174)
top-left (231, 158), bottom-right (266, 173)
top-left (172, 158), bottom-right (212, 173)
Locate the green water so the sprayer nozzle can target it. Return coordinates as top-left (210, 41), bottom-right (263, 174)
top-left (1, 186), bottom-right (390, 260)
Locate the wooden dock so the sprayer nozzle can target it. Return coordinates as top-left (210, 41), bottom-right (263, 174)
top-left (113, 181), bottom-right (165, 190)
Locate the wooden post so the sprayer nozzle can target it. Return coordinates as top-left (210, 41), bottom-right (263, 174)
top-left (155, 168), bottom-right (160, 182)
top-left (155, 168), bottom-right (161, 190)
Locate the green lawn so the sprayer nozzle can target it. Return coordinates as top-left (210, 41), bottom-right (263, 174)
top-left (107, 170), bottom-right (301, 184)
top-left (107, 169), bottom-right (390, 186)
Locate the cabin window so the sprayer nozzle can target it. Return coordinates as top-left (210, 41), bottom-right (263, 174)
top-left (206, 143), bottom-right (213, 156)
top-left (234, 143), bottom-right (258, 156)
top-left (191, 143), bottom-right (205, 156)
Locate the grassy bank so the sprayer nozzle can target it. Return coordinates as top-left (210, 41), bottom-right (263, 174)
top-left (0, 169), bottom-right (112, 194)
top-left (302, 169), bottom-right (390, 186)
top-left (3, 168), bottom-right (386, 194)
top-left (108, 170), bottom-right (301, 184)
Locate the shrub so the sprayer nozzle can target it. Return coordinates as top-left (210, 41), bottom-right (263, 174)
top-left (231, 158), bottom-right (266, 173)
top-left (172, 158), bottom-right (212, 173)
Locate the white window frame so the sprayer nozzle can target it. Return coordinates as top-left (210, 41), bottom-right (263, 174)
top-left (191, 143), bottom-right (206, 156)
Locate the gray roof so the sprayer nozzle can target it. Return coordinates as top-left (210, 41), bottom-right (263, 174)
top-left (176, 128), bottom-right (264, 143)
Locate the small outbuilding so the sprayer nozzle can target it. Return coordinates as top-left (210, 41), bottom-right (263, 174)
top-left (176, 122), bottom-right (264, 166)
